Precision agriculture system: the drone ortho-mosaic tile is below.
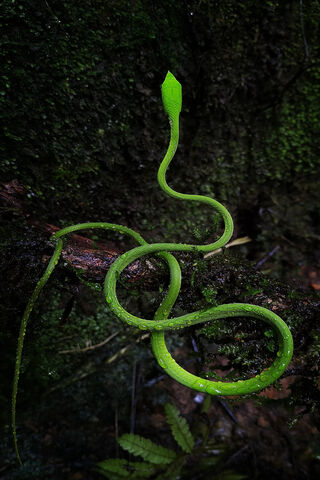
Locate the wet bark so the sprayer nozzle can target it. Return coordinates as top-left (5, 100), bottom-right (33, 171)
top-left (0, 179), bottom-right (165, 288)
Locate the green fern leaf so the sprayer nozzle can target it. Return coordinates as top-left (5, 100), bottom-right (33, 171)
top-left (155, 455), bottom-right (186, 480)
top-left (129, 461), bottom-right (158, 478)
top-left (118, 433), bottom-right (176, 465)
top-left (165, 403), bottom-right (195, 453)
top-left (215, 471), bottom-right (247, 480)
top-left (96, 458), bottom-right (130, 477)
top-left (96, 458), bottom-right (158, 479)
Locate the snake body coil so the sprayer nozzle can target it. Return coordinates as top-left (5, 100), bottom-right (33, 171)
top-left (12, 72), bottom-right (293, 464)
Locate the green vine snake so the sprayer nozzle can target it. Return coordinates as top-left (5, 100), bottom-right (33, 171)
top-left (12, 71), bottom-right (293, 465)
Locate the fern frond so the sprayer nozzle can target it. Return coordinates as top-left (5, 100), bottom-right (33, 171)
top-left (96, 458), bottom-right (130, 477)
top-left (96, 458), bottom-right (158, 478)
top-left (215, 471), bottom-right (247, 480)
top-left (128, 461), bottom-right (158, 478)
top-left (155, 455), bottom-right (186, 480)
top-left (165, 403), bottom-right (195, 453)
top-left (118, 433), bottom-right (176, 465)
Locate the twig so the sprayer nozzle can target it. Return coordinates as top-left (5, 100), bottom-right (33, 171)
top-left (105, 334), bottom-right (149, 365)
top-left (45, 333), bottom-right (150, 395)
top-left (299, 0), bottom-right (309, 60)
top-left (142, 375), bottom-right (166, 388)
top-left (204, 236), bottom-right (252, 259)
top-left (59, 330), bottom-right (120, 354)
top-left (191, 336), bottom-right (202, 363)
top-left (254, 245), bottom-right (280, 270)
top-left (217, 399), bottom-right (238, 424)
top-left (130, 359), bottom-right (137, 434)
top-left (115, 401), bottom-right (119, 457)
top-left (223, 444), bottom-right (249, 468)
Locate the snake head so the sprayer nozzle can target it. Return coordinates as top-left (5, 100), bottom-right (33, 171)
top-left (161, 71), bottom-right (182, 120)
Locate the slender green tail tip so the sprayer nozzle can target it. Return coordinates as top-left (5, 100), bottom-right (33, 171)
top-left (161, 71), bottom-right (182, 119)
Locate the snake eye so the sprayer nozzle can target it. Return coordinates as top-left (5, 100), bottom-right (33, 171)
top-left (161, 71), bottom-right (182, 119)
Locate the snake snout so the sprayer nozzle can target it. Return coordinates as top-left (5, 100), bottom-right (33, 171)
top-left (161, 71), bottom-right (182, 119)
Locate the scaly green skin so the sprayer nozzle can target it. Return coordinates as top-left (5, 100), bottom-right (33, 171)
top-left (12, 71), bottom-right (293, 465)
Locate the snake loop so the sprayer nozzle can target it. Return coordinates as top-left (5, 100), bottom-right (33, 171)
top-left (12, 71), bottom-right (293, 465)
